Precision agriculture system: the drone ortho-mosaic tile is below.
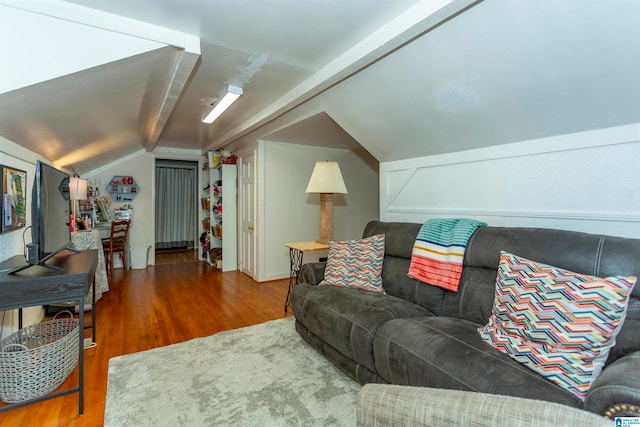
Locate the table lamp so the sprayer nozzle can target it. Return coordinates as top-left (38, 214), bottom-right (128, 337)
top-left (306, 161), bottom-right (347, 244)
top-left (69, 175), bottom-right (88, 230)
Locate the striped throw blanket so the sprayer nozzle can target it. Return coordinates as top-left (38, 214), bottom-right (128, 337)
top-left (407, 218), bottom-right (487, 292)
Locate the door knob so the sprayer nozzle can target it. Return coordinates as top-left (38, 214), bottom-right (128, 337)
top-left (248, 225), bottom-right (254, 231)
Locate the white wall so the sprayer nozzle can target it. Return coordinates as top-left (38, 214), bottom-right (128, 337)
top-left (381, 124), bottom-right (640, 238)
top-left (259, 141), bottom-right (379, 281)
top-left (84, 147), bottom-right (202, 266)
top-left (0, 138), bottom-right (47, 338)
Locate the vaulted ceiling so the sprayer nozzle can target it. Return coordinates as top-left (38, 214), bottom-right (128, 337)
top-left (1, 0), bottom-right (638, 175)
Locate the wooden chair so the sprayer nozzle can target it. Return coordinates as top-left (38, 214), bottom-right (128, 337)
top-left (102, 220), bottom-right (131, 275)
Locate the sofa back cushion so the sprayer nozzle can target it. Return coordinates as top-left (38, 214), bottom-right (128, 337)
top-left (363, 221), bottom-right (446, 316)
top-left (447, 226), bottom-right (640, 363)
top-left (363, 221), bottom-right (640, 363)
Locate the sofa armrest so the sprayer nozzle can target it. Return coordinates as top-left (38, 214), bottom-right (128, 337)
top-left (585, 351), bottom-right (640, 418)
top-left (357, 384), bottom-right (609, 427)
top-left (300, 262), bottom-right (326, 286)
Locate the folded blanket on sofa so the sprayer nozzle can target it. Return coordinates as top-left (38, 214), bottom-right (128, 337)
top-left (408, 218), bottom-right (486, 292)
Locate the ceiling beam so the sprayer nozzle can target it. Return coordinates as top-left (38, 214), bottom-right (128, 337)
top-left (1, 0), bottom-right (201, 155)
top-left (0, 0), bottom-right (200, 52)
top-left (144, 50), bottom-right (200, 152)
top-left (205, 0), bottom-right (483, 151)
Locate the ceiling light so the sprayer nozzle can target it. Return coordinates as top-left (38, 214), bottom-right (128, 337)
top-left (201, 85), bottom-right (243, 124)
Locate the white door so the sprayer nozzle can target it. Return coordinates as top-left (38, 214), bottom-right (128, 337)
top-left (240, 153), bottom-right (256, 278)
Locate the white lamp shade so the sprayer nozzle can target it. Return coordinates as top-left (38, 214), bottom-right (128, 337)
top-left (69, 177), bottom-right (88, 200)
top-left (305, 161), bottom-right (348, 194)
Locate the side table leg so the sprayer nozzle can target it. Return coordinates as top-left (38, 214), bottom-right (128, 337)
top-left (284, 248), bottom-right (304, 312)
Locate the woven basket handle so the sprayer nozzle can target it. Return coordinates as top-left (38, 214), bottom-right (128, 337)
top-left (52, 310), bottom-right (74, 320)
top-left (2, 343), bottom-right (29, 353)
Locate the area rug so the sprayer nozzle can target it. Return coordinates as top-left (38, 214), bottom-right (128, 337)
top-left (104, 317), bottom-right (362, 426)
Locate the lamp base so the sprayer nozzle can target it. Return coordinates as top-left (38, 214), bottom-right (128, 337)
top-left (319, 193), bottom-right (334, 244)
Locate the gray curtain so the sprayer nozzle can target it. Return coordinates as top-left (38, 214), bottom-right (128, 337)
top-left (155, 162), bottom-right (197, 249)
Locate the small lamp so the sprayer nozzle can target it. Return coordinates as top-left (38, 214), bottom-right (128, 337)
top-left (69, 175), bottom-right (88, 230)
top-left (306, 161), bottom-right (348, 244)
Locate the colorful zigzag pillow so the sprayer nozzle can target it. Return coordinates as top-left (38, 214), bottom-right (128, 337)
top-left (478, 251), bottom-right (636, 400)
top-left (320, 234), bottom-right (385, 293)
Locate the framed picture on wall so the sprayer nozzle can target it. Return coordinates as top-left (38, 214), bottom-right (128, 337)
top-left (1, 165), bottom-right (27, 233)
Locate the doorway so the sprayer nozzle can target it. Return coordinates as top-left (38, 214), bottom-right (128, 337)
top-left (155, 159), bottom-right (199, 264)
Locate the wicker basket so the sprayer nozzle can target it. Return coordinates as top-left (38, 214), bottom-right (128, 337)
top-left (0, 311), bottom-right (79, 403)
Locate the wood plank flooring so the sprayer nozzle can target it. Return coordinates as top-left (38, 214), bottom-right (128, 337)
top-left (154, 249), bottom-right (200, 265)
top-left (0, 260), bottom-right (292, 426)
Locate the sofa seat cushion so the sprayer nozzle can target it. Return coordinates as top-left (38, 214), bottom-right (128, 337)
top-left (292, 283), bottom-right (433, 373)
top-left (373, 317), bottom-right (582, 408)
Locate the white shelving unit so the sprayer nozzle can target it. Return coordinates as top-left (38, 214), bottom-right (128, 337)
top-left (201, 152), bottom-right (237, 271)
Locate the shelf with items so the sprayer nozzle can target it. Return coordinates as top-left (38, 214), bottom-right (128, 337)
top-left (200, 150), bottom-right (237, 271)
top-left (108, 176), bottom-right (139, 202)
top-left (199, 156), bottom-right (212, 262)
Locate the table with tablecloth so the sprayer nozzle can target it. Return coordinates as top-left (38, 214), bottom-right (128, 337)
top-left (48, 230), bottom-right (109, 312)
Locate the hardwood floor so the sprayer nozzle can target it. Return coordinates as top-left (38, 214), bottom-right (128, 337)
top-left (154, 249), bottom-right (200, 265)
top-left (0, 261), bottom-right (292, 426)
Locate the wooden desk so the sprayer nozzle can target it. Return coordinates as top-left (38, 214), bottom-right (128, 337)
top-left (0, 249), bottom-right (98, 415)
top-left (283, 241), bottom-right (329, 312)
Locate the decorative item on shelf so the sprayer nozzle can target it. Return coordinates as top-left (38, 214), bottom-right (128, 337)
top-left (201, 197), bottom-right (211, 210)
top-left (210, 151), bottom-right (221, 169)
top-left (208, 247), bottom-right (222, 268)
top-left (199, 230), bottom-right (211, 258)
top-left (94, 196), bottom-right (112, 223)
top-left (212, 224), bottom-right (222, 239)
top-left (114, 206), bottom-right (133, 221)
top-left (306, 161), bottom-right (348, 244)
top-left (222, 155), bottom-right (237, 165)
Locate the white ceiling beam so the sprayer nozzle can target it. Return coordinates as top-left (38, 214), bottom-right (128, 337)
top-left (144, 50), bottom-right (200, 152)
top-left (1, 0), bottom-right (201, 154)
top-left (205, 0), bottom-right (482, 151)
top-left (0, 0), bottom-right (200, 53)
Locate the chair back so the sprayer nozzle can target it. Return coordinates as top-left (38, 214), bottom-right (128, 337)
top-left (109, 220), bottom-right (130, 249)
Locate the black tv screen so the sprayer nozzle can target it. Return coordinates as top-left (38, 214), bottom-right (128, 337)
top-left (30, 161), bottom-right (71, 265)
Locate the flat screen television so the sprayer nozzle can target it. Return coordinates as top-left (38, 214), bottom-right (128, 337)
top-left (13, 161), bottom-right (72, 273)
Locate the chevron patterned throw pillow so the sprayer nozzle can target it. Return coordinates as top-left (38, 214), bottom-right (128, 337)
top-left (478, 251), bottom-right (636, 400)
top-left (320, 234), bottom-right (385, 293)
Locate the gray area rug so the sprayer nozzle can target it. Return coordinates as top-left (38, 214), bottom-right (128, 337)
top-left (105, 317), bottom-right (362, 426)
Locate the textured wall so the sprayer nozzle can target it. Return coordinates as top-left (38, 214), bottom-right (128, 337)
top-left (380, 124), bottom-right (640, 239)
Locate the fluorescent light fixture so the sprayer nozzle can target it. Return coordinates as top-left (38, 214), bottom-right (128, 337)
top-left (201, 85), bottom-right (243, 124)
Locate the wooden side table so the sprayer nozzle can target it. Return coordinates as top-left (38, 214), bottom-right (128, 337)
top-left (284, 241), bottom-right (329, 312)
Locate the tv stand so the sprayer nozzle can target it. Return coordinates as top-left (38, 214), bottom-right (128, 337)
top-left (9, 247), bottom-right (80, 275)
top-left (0, 249), bottom-right (98, 415)
top-left (9, 262), bottom-right (63, 275)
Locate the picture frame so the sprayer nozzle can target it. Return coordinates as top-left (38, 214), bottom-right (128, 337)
top-left (1, 165), bottom-right (27, 233)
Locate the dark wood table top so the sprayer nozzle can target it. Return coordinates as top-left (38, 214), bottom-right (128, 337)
top-left (0, 249), bottom-right (98, 311)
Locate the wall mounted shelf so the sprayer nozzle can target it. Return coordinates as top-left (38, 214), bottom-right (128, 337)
top-left (108, 175), bottom-right (139, 202)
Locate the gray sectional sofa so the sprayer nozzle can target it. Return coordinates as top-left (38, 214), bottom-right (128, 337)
top-left (291, 221), bottom-right (640, 418)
